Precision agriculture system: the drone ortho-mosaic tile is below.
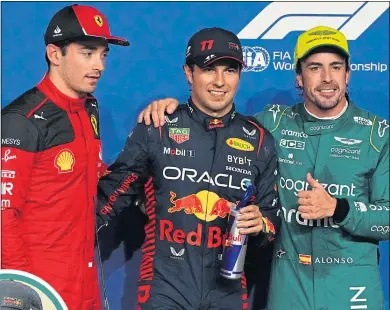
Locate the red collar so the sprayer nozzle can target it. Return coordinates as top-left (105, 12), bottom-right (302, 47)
top-left (36, 73), bottom-right (86, 113)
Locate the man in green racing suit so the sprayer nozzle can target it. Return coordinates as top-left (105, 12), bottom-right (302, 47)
top-left (137, 26), bottom-right (389, 310)
top-left (256, 100), bottom-right (389, 309)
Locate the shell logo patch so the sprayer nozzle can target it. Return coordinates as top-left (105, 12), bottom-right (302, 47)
top-left (94, 15), bottom-right (103, 27)
top-left (90, 115), bottom-right (98, 135)
top-left (54, 149), bottom-right (75, 173)
top-left (226, 138), bottom-right (254, 152)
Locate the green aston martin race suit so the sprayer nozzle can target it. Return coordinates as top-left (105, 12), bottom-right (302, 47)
top-left (255, 102), bottom-right (389, 310)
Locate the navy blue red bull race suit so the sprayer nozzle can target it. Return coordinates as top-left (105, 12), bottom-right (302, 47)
top-left (97, 98), bottom-right (280, 310)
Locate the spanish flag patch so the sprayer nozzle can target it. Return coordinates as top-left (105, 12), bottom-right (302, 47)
top-left (299, 254), bottom-right (312, 265)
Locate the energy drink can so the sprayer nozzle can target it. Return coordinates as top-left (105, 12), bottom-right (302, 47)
top-left (220, 208), bottom-right (248, 280)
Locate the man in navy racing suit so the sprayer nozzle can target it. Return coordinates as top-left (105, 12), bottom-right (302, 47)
top-left (97, 27), bottom-right (280, 310)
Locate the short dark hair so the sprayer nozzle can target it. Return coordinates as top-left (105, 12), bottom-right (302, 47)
top-left (185, 59), bottom-right (242, 73)
top-left (185, 60), bottom-right (195, 72)
top-left (45, 40), bottom-right (72, 71)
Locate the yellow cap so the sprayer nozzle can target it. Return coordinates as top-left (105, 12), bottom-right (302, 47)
top-left (294, 26), bottom-right (350, 65)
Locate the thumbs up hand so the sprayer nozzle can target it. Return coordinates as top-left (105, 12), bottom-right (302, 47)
top-left (297, 173), bottom-right (337, 220)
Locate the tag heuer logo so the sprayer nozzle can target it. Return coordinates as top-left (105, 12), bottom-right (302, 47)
top-left (169, 128), bottom-right (190, 144)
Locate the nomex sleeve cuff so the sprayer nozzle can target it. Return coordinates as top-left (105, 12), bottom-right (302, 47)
top-left (333, 198), bottom-right (350, 223)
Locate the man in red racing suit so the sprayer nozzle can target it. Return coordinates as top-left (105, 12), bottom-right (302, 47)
top-left (1, 4), bottom-right (129, 310)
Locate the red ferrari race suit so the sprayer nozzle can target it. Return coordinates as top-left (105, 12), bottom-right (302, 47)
top-left (97, 99), bottom-right (280, 310)
top-left (1, 74), bottom-right (104, 310)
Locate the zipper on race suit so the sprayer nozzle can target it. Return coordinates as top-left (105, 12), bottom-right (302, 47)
top-left (200, 128), bottom-right (221, 308)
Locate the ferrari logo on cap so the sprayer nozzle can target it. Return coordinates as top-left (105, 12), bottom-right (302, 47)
top-left (94, 15), bottom-right (103, 27)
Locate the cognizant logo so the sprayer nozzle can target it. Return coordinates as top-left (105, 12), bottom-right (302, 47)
top-left (279, 177), bottom-right (356, 197)
top-left (278, 206), bottom-right (339, 228)
top-left (309, 124), bottom-right (334, 131)
top-left (371, 225), bottom-right (389, 235)
top-left (330, 147), bottom-right (361, 155)
top-left (237, 2), bottom-right (389, 40)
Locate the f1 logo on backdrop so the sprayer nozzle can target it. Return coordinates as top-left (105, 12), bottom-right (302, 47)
top-left (237, 2), bottom-right (389, 40)
top-left (238, 2), bottom-right (389, 72)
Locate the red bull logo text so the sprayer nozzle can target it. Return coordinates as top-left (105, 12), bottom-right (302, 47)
top-left (160, 220), bottom-right (225, 248)
top-left (225, 230), bottom-right (243, 244)
top-left (163, 191), bottom-right (236, 248)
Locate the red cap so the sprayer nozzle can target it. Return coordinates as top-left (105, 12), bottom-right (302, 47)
top-left (44, 5), bottom-right (129, 46)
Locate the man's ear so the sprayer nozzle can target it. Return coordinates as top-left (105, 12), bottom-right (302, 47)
top-left (345, 69), bottom-right (350, 86)
top-left (183, 64), bottom-right (194, 86)
top-left (46, 44), bottom-right (62, 66)
top-left (296, 73), bottom-right (303, 88)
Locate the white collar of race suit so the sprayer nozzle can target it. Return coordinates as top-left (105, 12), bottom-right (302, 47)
top-left (304, 100), bottom-right (349, 120)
